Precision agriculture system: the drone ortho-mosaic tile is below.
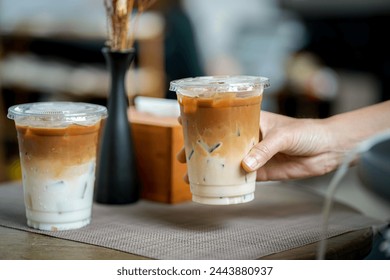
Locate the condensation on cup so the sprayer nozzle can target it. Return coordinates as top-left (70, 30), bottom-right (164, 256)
top-left (170, 76), bottom-right (270, 205)
top-left (7, 102), bottom-right (107, 231)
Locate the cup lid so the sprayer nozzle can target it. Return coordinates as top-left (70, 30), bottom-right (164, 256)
top-left (169, 75), bottom-right (270, 94)
top-left (8, 102), bottom-right (108, 126)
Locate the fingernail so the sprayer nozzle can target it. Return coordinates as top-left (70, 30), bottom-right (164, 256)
top-left (244, 155), bottom-right (257, 169)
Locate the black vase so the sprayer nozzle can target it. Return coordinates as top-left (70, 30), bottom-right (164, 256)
top-left (95, 47), bottom-right (139, 204)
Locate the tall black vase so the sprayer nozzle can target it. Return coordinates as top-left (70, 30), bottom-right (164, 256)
top-left (95, 47), bottom-right (139, 204)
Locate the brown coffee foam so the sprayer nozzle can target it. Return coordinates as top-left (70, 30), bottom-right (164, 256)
top-left (16, 122), bottom-right (102, 168)
top-left (179, 94), bottom-right (262, 158)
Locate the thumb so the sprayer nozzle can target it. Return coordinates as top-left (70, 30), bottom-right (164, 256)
top-left (242, 133), bottom-right (284, 172)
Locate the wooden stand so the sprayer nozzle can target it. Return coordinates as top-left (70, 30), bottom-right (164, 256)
top-left (129, 108), bottom-right (191, 204)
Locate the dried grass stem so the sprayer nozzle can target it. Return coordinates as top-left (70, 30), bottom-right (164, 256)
top-left (105, 0), bottom-right (156, 51)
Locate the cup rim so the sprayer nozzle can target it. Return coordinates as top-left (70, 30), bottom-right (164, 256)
top-left (169, 75), bottom-right (270, 93)
top-left (7, 101), bottom-right (108, 125)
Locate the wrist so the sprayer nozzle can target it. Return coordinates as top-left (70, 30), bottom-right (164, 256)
top-left (318, 116), bottom-right (355, 169)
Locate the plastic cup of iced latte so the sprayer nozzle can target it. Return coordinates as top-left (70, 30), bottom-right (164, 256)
top-left (8, 102), bottom-right (107, 230)
top-left (170, 76), bottom-right (269, 205)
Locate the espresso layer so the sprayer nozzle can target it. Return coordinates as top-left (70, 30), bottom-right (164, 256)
top-left (16, 122), bottom-right (102, 169)
top-left (179, 94), bottom-right (262, 158)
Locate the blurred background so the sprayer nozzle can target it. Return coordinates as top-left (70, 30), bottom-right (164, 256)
top-left (0, 0), bottom-right (389, 259)
top-left (0, 0), bottom-right (390, 178)
top-left (1, 0), bottom-right (390, 181)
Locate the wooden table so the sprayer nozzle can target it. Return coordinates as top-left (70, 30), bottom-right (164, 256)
top-left (0, 225), bottom-right (372, 260)
top-left (0, 181), bottom-right (374, 260)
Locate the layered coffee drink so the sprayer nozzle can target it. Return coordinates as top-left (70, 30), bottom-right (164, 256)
top-left (8, 102), bottom-right (107, 230)
top-left (170, 76), bottom-right (269, 205)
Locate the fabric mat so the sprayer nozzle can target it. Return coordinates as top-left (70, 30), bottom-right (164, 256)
top-left (0, 182), bottom-right (384, 259)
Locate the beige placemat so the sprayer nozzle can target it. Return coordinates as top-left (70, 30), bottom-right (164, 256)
top-left (0, 182), bottom-right (384, 259)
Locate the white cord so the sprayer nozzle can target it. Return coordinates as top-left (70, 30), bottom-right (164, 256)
top-left (317, 130), bottom-right (390, 260)
top-left (379, 227), bottom-right (390, 257)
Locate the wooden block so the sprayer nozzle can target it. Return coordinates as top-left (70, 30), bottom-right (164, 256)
top-left (128, 108), bottom-right (191, 204)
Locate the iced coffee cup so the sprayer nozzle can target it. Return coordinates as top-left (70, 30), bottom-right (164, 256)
top-left (170, 76), bottom-right (269, 205)
top-left (7, 102), bottom-right (107, 231)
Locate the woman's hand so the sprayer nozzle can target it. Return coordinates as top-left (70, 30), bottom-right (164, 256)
top-left (242, 101), bottom-right (390, 181)
top-left (242, 111), bottom-right (342, 181)
top-left (176, 117), bottom-right (189, 183)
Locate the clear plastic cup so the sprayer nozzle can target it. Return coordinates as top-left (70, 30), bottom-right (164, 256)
top-left (7, 102), bottom-right (107, 231)
top-left (170, 76), bottom-right (270, 205)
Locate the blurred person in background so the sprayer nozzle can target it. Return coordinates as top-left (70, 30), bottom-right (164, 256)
top-left (182, 0), bottom-right (307, 112)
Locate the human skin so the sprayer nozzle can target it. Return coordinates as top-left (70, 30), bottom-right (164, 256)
top-left (242, 100), bottom-right (390, 181)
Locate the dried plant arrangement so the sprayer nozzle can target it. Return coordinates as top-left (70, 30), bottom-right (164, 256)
top-left (104, 0), bottom-right (157, 51)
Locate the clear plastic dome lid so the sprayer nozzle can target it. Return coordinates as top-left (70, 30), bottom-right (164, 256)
top-left (170, 75), bottom-right (270, 96)
top-left (8, 102), bottom-right (108, 126)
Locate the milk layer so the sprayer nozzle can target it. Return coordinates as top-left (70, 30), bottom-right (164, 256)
top-left (22, 160), bottom-right (96, 231)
